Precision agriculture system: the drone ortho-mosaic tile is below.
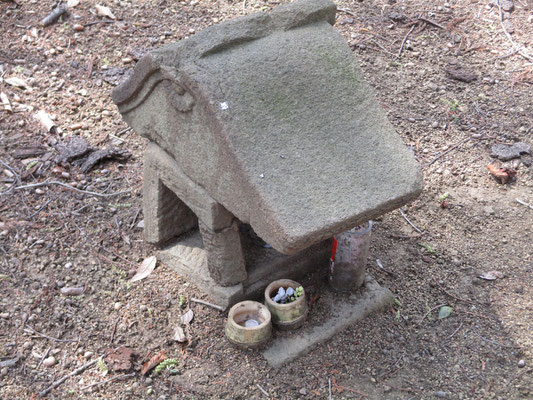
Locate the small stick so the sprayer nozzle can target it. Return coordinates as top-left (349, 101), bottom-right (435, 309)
top-left (338, 7), bottom-right (356, 17)
top-left (39, 357), bottom-right (100, 397)
top-left (328, 378), bottom-right (332, 400)
top-left (242, 0), bottom-right (246, 14)
top-left (425, 137), bottom-right (471, 167)
top-left (417, 17), bottom-right (445, 30)
top-left (447, 322), bottom-right (463, 339)
top-left (496, 1), bottom-right (533, 62)
top-left (256, 383), bottom-right (269, 397)
top-left (83, 20), bottom-right (118, 27)
top-left (190, 298), bottom-right (225, 312)
top-left (37, 347), bottom-right (51, 369)
top-left (398, 208), bottom-right (422, 233)
top-left (109, 318), bottom-right (119, 344)
top-left (516, 198), bottom-right (533, 210)
top-left (375, 259), bottom-right (395, 277)
top-left (25, 325), bottom-right (78, 343)
top-left (396, 24), bottom-right (415, 59)
top-left (418, 304), bottom-right (447, 324)
top-left (80, 372), bottom-right (135, 391)
top-left (15, 180), bottom-right (130, 198)
top-left (332, 381), bottom-right (367, 397)
top-left (41, 3), bottom-right (68, 27)
top-left (437, 283), bottom-right (473, 305)
top-left (29, 199), bottom-right (52, 219)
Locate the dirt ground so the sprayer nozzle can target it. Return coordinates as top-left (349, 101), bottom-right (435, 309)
top-left (1, 0), bottom-right (532, 399)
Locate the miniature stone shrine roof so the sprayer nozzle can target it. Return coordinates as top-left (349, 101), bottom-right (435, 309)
top-left (113, 0), bottom-right (423, 254)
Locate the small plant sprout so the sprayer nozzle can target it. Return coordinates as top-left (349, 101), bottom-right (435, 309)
top-left (419, 242), bottom-right (436, 255)
top-left (97, 358), bottom-right (108, 376)
top-left (153, 358), bottom-right (179, 376)
top-left (178, 294), bottom-right (186, 308)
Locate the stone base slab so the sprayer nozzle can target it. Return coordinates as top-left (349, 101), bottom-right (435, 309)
top-left (262, 276), bottom-right (393, 368)
top-left (158, 230), bottom-right (331, 309)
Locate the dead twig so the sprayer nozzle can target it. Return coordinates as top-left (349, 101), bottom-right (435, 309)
top-left (41, 3), bottom-right (68, 27)
top-left (447, 322), bottom-right (463, 339)
top-left (80, 372), bottom-right (135, 391)
top-left (417, 17), bottom-right (445, 30)
top-left (375, 259), bottom-right (395, 277)
top-left (496, 1), bottom-right (533, 62)
top-left (83, 20), bottom-right (118, 27)
top-left (425, 137), bottom-right (471, 167)
top-left (418, 304), bottom-right (447, 324)
top-left (109, 318), bottom-right (120, 344)
top-left (256, 383), bottom-right (269, 397)
top-left (329, 377), bottom-right (332, 400)
top-left (398, 208), bottom-right (422, 233)
top-left (190, 298), bottom-right (225, 312)
top-left (15, 180), bottom-right (130, 198)
top-left (516, 198), bottom-right (533, 210)
top-left (338, 7), bottom-right (356, 17)
top-left (37, 347), bottom-right (51, 369)
top-left (39, 357), bottom-right (100, 397)
top-left (437, 284), bottom-right (473, 305)
top-left (396, 25), bottom-right (415, 59)
top-left (25, 325), bottom-right (78, 343)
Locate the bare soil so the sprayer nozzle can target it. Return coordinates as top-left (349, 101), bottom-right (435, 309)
top-left (1, 0), bottom-right (532, 399)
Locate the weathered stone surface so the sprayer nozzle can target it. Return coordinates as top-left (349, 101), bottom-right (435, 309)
top-left (199, 220), bottom-right (247, 286)
top-left (490, 142), bottom-right (531, 161)
top-left (263, 275), bottom-right (393, 367)
top-left (113, 0), bottom-right (422, 255)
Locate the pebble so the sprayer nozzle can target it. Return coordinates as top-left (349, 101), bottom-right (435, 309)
top-left (299, 388), bottom-right (308, 395)
top-left (22, 341), bottom-right (33, 350)
top-left (43, 356), bottom-right (56, 367)
top-left (431, 121), bottom-right (439, 128)
top-left (140, 305), bottom-right (148, 312)
top-left (0, 312), bottom-right (9, 319)
top-left (73, 24), bottom-right (84, 31)
top-left (145, 377), bottom-right (153, 385)
top-left (1, 367), bottom-right (7, 376)
top-left (114, 302), bottom-right (122, 310)
top-left (436, 391), bottom-right (448, 398)
top-left (518, 359), bottom-right (526, 368)
top-left (64, 262), bottom-right (72, 269)
top-left (83, 351), bottom-right (93, 359)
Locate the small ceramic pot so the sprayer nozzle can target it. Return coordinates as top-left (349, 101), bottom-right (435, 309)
top-left (264, 279), bottom-right (308, 330)
top-left (225, 301), bottom-right (272, 349)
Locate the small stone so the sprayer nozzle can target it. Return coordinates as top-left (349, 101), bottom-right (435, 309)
top-left (1, 367), bottom-right (7, 376)
top-left (123, 57), bottom-right (133, 64)
top-left (0, 312), bottom-right (10, 319)
top-left (502, 20), bottom-right (514, 34)
top-left (436, 391), bottom-right (448, 398)
top-left (299, 388), bottom-right (308, 395)
top-left (64, 262), bottom-right (72, 269)
top-left (140, 305), bottom-right (148, 312)
top-left (114, 302), bottom-right (122, 310)
top-left (145, 377), bottom-right (153, 385)
top-left (73, 24), bottom-right (84, 31)
top-left (518, 359), bottom-right (526, 368)
top-left (431, 121), bottom-right (439, 128)
top-left (22, 341), bottom-right (33, 350)
top-left (501, 0), bottom-right (514, 12)
top-left (43, 356), bottom-right (56, 367)
top-left (83, 351), bottom-right (93, 359)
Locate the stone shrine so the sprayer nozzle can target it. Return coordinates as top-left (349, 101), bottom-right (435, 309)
top-left (112, 0), bottom-right (423, 308)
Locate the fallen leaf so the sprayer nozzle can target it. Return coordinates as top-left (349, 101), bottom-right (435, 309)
top-left (95, 4), bottom-right (116, 20)
top-left (141, 351), bottom-right (167, 375)
top-left (34, 110), bottom-right (56, 133)
top-left (479, 271), bottom-right (504, 281)
top-left (5, 77), bottom-right (32, 92)
top-left (129, 256), bottom-right (157, 283)
top-left (67, 0), bottom-right (80, 7)
top-left (60, 285), bottom-right (87, 296)
top-left (180, 309), bottom-right (194, 325)
top-left (488, 164), bottom-right (516, 184)
top-left (438, 306), bottom-right (453, 319)
top-left (173, 326), bottom-right (187, 342)
top-left (1, 92), bottom-right (12, 113)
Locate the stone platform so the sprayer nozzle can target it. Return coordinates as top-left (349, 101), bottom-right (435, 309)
top-left (159, 230), bottom-right (331, 309)
top-left (263, 276), bottom-right (393, 368)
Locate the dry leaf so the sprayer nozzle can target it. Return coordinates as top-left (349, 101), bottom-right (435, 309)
top-left (67, 0), bottom-right (80, 7)
top-left (141, 351), bottom-right (167, 375)
top-left (34, 110), bottom-right (56, 133)
top-left (488, 164), bottom-right (516, 184)
top-left (105, 346), bottom-right (134, 371)
top-left (129, 256), bottom-right (157, 283)
top-left (60, 285), bottom-right (87, 296)
top-left (1, 92), bottom-right (12, 113)
top-left (173, 326), bottom-right (187, 342)
top-left (479, 271), bottom-right (504, 281)
top-left (5, 77), bottom-right (32, 92)
top-left (95, 4), bottom-right (116, 20)
top-left (180, 309), bottom-right (194, 325)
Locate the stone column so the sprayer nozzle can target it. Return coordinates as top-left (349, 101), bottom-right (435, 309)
top-left (199, 220), bottom-right (247, 286)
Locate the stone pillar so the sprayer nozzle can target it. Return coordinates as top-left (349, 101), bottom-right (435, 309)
top-left (199, 220), bottom-right (247, 286)
top-left (143, 155), bottom-right (197, 245)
